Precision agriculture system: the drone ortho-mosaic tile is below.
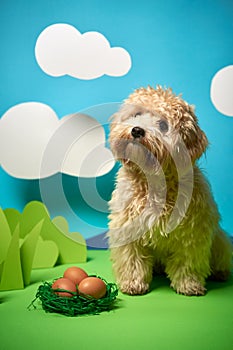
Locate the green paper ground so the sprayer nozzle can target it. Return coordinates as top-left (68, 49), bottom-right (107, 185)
top-left (0, 250), bottom-right (232, 350)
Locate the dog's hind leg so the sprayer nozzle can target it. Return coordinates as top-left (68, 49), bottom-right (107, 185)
top-left (210, 229), bottom-right (232, 281)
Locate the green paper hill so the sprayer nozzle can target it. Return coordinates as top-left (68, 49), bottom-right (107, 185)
top-left (0, 201), bottom-right (87, 291)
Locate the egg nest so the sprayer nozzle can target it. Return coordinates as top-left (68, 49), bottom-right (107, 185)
top-left (29, 276), bottom-right (118, 317)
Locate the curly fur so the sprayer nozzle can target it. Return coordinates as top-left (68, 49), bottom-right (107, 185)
top-left (108, 86), bottom-right (232, 296)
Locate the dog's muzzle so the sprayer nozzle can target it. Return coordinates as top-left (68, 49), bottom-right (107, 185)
top-left (131, 126), bottom-right (145, 138)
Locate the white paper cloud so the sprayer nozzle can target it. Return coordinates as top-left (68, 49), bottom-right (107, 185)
top-left (210, 65), bottom-right (233, 117)
top-left (0, 102), bottom-right (115, 179)
top-left (35, 23), bottom-right (132, 80)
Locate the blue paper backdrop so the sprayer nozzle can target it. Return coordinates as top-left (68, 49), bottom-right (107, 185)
top-left (0, 0), bottom-right (232, 243)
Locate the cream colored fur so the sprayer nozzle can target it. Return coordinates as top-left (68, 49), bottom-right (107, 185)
top-left (108, 86), bottom-right (232, 296)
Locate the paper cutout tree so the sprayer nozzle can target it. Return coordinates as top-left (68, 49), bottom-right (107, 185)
top-left (0, 201), bottom-right (87, 291)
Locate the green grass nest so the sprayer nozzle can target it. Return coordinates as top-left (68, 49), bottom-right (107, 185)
top-left (29, 277), bottom-right (118, 317)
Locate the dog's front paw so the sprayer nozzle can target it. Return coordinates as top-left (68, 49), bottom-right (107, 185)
top-left (171, 277), bottom-right (206, 296)
top-left (119, 280), bottom-right (150, 295)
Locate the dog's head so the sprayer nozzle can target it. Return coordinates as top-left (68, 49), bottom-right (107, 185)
top-left (109, 86), bottom-right (208, 174)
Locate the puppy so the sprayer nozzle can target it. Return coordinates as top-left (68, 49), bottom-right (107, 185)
top-left (108, 85), bottom-right (232, 296)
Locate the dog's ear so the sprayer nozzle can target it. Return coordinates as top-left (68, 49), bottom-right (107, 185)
top-left (179, 110), bottom-right (208, 161)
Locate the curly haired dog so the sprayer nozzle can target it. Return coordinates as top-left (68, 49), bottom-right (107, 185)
top-left (108, 86), bottom-right (232, 296)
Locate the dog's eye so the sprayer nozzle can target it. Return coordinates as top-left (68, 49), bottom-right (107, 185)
top-left (159, 120), bottom-right (169, 133)
top-left (133, 112), bottom-right (142, 118)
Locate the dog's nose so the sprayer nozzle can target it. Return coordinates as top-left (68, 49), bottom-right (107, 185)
top-left (131, 126), bottom-right (145, 138)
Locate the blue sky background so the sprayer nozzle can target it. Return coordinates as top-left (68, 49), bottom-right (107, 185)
top-left (0, 0), bottom-right (232, 239)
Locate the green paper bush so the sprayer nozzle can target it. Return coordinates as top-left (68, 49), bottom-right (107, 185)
top-left (0, 201), bottom-right (87, 291)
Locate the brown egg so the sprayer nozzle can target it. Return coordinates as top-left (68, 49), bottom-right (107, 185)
top-left (63, 267), bottom-right (88, 286)
top-left (52, 278), bottom-right (77, 297)
top-left (78, 277), bottom-right (107, 299)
